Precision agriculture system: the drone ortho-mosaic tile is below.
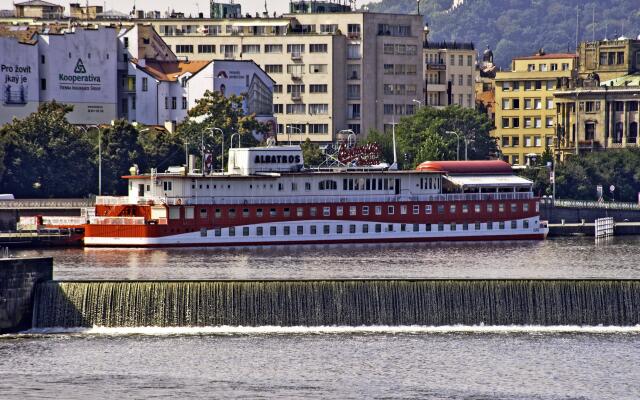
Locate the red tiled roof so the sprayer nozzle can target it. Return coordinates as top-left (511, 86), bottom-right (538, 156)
top-left (416, 160), bottom-right (513, 174)
top-left (134, 59), bottom-right (211, 82)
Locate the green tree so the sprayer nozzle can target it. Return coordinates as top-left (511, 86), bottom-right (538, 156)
top-left (394, 106), bottom-right (497, 168)
top-left (179, 90), bottom-right (266, 170)
top-left (137, 127), bottom-right (184, 173)
top-left (0, 102), bottom-right (95, 197)
top-left (300, 138), bottom-right (325, 167)
top-left (99, 120), bottom-right (144, 195)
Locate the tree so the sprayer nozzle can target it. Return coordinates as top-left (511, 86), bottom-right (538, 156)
top-left (0, 102), bottom-right (95, 197)
top-left (394, 106), bottom-right (497, 168)
top-left (99, 120), bottom-right (144, 195)
top-left (300, 138), bottom-right (324, 167)
top-left (137, 127), bottom-right (184, 173)
top-left (179, 90), bottom-right (267, 170)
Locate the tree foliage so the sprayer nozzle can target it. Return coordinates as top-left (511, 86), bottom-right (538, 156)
top-left (300, 138), bottom-right (325, 167)
top-left (0, 102), bottom-right (95, 197)
top-left (366, 106), bottom-right (496, 169)
top-left (180, 90), bottom-right (266, 170)
top-left (366, 0), bottom-right (639, 68)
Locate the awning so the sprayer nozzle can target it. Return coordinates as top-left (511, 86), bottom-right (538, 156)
top-left (444, 174), bottom-right (532, 188)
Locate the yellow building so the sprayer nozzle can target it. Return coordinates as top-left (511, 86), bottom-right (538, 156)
top-left (493, 51), bottom-right (577, 165)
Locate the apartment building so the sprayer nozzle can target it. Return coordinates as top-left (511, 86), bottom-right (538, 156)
top-left (13, 0), bottom-right (63, 19)
top-left (493, 51), bottom-right (577, 165)
top-left (578, 37), bottom-right (640, 81)
top-left (554, 74), bottom-right (639, 158)
top-left (142, 1), bottom-right (423, 143)
top-left (423, 40), bottom-right (476, 109)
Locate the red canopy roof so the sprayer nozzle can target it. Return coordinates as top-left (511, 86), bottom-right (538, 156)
top-left (416, 160), bottom-right (513, 174)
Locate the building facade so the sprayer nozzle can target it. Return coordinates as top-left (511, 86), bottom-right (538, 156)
top-left (139, 3), bottom-right (423, 143)
top-left (14, 0), bottom-right (63, 19)
top-left (578, 38), bottom-right (640, 81)
top-left (554, 74), bottom-right (640, 158)
top-left (493, 51), bottom-right (577, 165)
top-left (1, 25), bottom-right (119, 125)
top-left (423, 39), bottom-right (476, 109)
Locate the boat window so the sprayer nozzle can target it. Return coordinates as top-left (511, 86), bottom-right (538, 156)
top-left (450, 223), bottom-right (456, 231)
top-left (475, 204), bottom-right (480, 213)
top-left (450, 204), bottom-right (456, 213)
top-left (200, 208), bottom-right (208, 218)
top-left (387, 224), bottom-right (393, 232)
top-left (336, 206), bottom-right (344, 216)
top-left (242, 208), bottom-right (249, 217)
top-left (375, 206), bottom-right (382, 215)
top-left (375, 224), bottom-right (381, 233)
top-left (413, 205), bottom-right (420, 215)
top-left (487, 204), bottom-right (494, 213)
top-left (319, 180), bottom-right (337, 190)
top-left (243, 227), bottom-right (249, 236)
top-left (297, 226), bottom-right (303, 235)
top-left (523, 203), bottom-right (529, 212)
top-left (437, 205), bottom-right (444, 214)
top-left (305, 182), bottom-right (311, 191)
top-left (462, 204), bottom-right (469, 214)
top-left (270, 208), bottom-right (277, 217)
top-left (499, 203), bottom-right (505, 212)
top-left (362, 224), bottom-right (369, 233)
top-left (511, 203), bottom-right (517, 212)
top-left (425, 224), bottom-right (432, 232)
top-left (400, 205), bottom-right (407, 215)
top-left (185, 207), bottom-right (194, 219)
top-left (229, 227), bottom-right (235, 236)
top-left (425, 205), bottom-right (432, 214)
top-left (499, 221), bottom-right (505, 229)
top-left (278, 183), bottom-right (284, 191)
top-left (257, 227), bottom-right (263, 236)
top-left (475, 222), bottom-right (481, 230)
top-left (438, 223), bottom-right (444, 231)
top-left (350, 224), bottom-right (356, 233)
top-left (284, 208), bottom-right (291, 217)
top-left (215, 228), bottom-right (221, 236)
top-left (413, 224), bottom-right (419, 232)
top-left (228, 208), bottom-right (236, 218)
top-left (511, 221), bottom-right (517, 229)
top-left (296, 207), bottom-right (304, 217)
top-left (310, 207), bottom-right (317, 217)
top-left (284, 226), bottom-right (290, 235)
top-left (387, 205), bottom-right (395, 215)
top-left (311, 225), bottom-right (317, 234)
top-left (487, 222), bottom-right (493, 230)
top-left (337, 225), bottom-right (343, 234)
top-left (362, 206), bottom-right (369, 216)
top-left (323, 225), bottom-right (330, 234)
top-left (349, 206), bottom-right (357, 216)
top-left (323, 207), bottom-right (331, 216)
top-left (169, 207), bottom-right (180, 220)
top-left (523, 220), bottom-right (529, 229)
top-left (400, 224), bottom-right (406, 232)
top-left (256, 208), bottom-right (263, 217)
top-left (270, 226), bottom-right (277, 235)
top-left (291, 182), bottom-right (298, 191)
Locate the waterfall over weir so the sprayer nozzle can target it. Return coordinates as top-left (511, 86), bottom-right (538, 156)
top-left (32, 280), bottom-right (640, 328)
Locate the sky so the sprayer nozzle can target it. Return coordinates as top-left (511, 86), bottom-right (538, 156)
top-left (0, 0), bottom-right (295, 16)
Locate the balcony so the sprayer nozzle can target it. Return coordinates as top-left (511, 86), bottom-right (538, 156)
top-left (347, 32), bottom-right (361, 40)
top-left (291, 51), bottom-right (302, 60)
top-left (290, 72), bottom-right (303, 80)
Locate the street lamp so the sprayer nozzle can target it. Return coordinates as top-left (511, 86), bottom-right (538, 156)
top-left (204, 127), bottom-right (224, 174)
top-left (285, 125), bottom-right (303, 145)
top-left (445, 130), bottom-right (468, 160)
top-left (338, 129), bottom-right (356, 147)
top-left (78, 124), bottom-right (102, 195)
top-left (412, 99), bottom-right (422, 109)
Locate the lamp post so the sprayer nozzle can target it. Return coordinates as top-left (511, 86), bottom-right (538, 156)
top-left (204, 127), bottom-right (224, 173)
top-left (338, 129), bottom-right (356, 147)
top-left (285, 125), bottom-right (303, 145)
top-left (412, 99), bottom-right (422, 110)
top-left (445, 130), bottom-right (467, 160)
top-left (78, 124), bottom-right (102, 195)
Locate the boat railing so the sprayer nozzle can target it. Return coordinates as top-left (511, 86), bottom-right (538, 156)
top-left (148, 192), bottom-right (534, 206)
top-left (95, 196), bottom-right (131, 205)
top-left (89, 216), bottom-right (146, 225)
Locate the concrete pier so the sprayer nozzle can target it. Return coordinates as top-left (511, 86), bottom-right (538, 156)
top-left (0, 257), bottom-right (53, 333)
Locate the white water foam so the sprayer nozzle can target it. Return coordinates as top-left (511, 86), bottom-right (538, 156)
top-left (20, 324), bottom-right (640, 336)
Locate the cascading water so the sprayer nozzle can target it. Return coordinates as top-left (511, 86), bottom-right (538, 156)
top-left (32, 280), bottom-right (640, 328)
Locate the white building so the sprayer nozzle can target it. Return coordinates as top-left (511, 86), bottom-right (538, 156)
top-left (125, 58), bottom-right (274, 132)
top-left (0, 25), bottom-right (119, 125)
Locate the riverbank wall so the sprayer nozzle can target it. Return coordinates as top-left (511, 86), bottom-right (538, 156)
top-left (0, 257), bottom-right (53, 333)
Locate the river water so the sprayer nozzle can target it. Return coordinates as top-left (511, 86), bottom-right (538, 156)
top-left (3, 236), bottom-right (640, 399)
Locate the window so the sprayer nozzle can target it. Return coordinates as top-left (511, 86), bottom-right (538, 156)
top-left (347, 44), bottom-right (361, 59)
top-left (546, 117), bottom-right (554, 128)
top-left (310, 207), bottom-right (317, 217)
top-left (527, 64), bottom-right (535, 71)
top-left (450, 55), bottom-right (455, 65)
top-left (198, 44), bottom-right (215, 53)
top-left (309, 64), bottom-right (327, 74)
top-left (257, 227), bottom-right (263, 236)
top-left (375, 224), bottom-right (382, 233)
top-left (309, 44), bottom-right (328, 53)
top-left (273, 104), bottom-right (283, 114)
top-left (265, 64), bottom-right (283, 74)
top-left (387, 205), bottom-right (395, 215)
top-left (229, 227), bottom-right (235, 237)
top-left (347, 85), bottom-right (360, 99)
top-left (323, 207), bottom-right (331, 216)
top-left (286, 104), bottom-right (306, 114)
top-left (413, 205), bottom-right (420, 215)
top-left (242, 44), bottom-right (260, 54)
top-left (142, 77), bottom-right (148, 92)
top-left (182, 97), bottom-right (187, 110)
top-left (310, 225), bottom-right (317, 235)
top-left (362, 206), bottom-right (369, 216)
top-left (265, 44), bottom-right (282, 53)
top-left (40, 78), bottom-right (46, 90)
top-left (175, 44), bottom-right (193, 53)
top-left (310, 84), bottom-right (328, 93)
top-left (309, 124), bottom-right (328, 134)
top-left (309, 104), bottom-right (328, 115)
top-left (273, 85), bottom-right (283, 93)
top-left (287, 44), bottom-right (305, 54)
top-left (171, 97), bottom-right (177, 110)
top-left (297, 226), bottom-right (303, 235)
top-left (323, 225), bottom-right (330, 234)
top-left (270, 226), bottom-right (277, 236)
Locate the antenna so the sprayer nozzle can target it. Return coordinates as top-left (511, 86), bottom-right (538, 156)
top-left (575, 5), bottom-right (579, 52)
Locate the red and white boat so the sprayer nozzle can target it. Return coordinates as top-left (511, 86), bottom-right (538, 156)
top-left (84, 144), bottom-right (548, 247)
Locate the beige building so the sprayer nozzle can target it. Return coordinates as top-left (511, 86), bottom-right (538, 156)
top-left (423, 38), bottom-right (476, 108)
top-left (140, 3), bottom-right (423, 143)
top-left (554, 74), bottom-right (639, 158)
top-left (14, 0), bottom-right (63, 19)
top-left (493, 51), bottom-right (577, 165)
top-left (69, 3), bottom-right (103, 20)
top-left (578, 38), bottom-right (640, 81)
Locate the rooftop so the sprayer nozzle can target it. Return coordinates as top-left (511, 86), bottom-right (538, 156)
top-left (133, 59), bottom-right (211, 81)
top-left (601, 73), bottom-right (640, 87)
top-left (14, 0), bottom-right (61, 7)
top-left (513, 52), bottom-right (577, 60)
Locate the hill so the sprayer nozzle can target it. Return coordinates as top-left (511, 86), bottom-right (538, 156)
top-left (364, 0), bottom-right (640, 68)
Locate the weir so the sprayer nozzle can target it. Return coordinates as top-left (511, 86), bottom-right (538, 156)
top-left (32, 279), bottom-right (640, 328)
